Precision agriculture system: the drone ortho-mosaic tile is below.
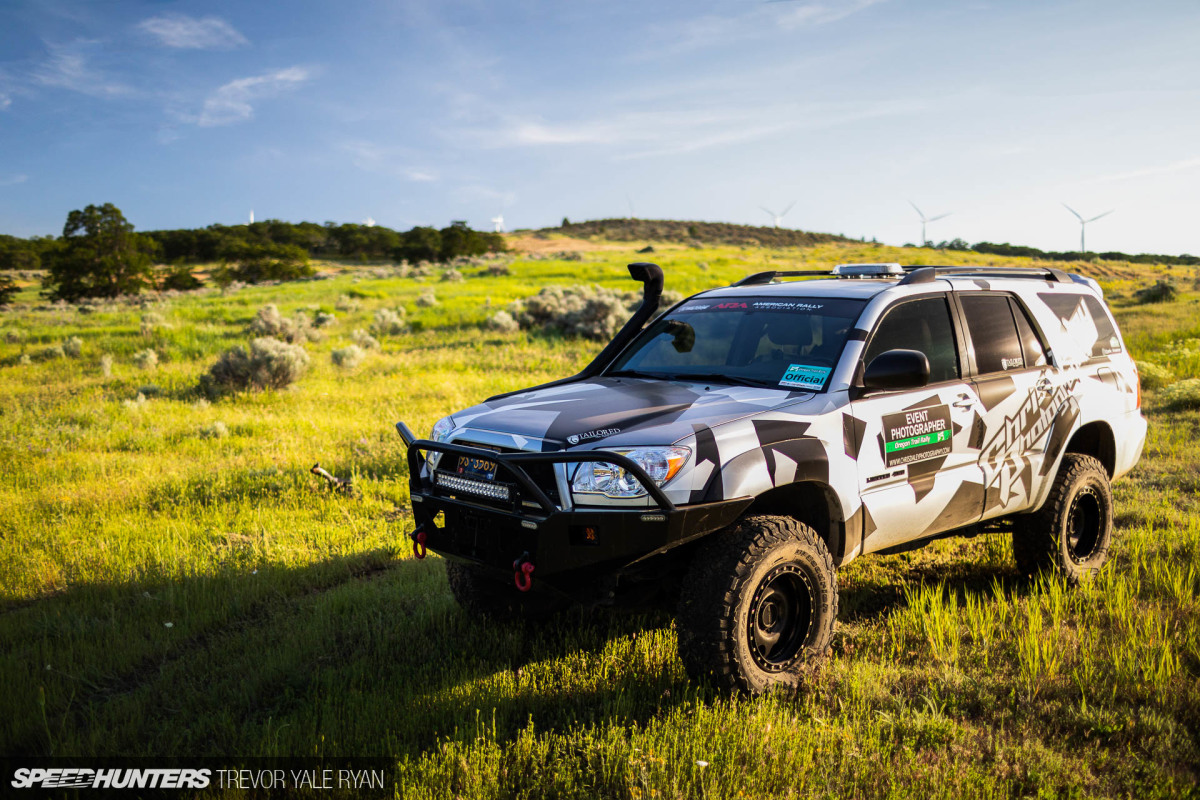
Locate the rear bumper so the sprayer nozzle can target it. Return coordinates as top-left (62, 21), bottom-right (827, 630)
top-left (397, 422), bottom-right (749, 584)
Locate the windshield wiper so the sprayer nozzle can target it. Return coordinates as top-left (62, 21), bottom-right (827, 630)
top-left (664, 373), bottom-right (776, 389)
top-left (606, 369), bottom-right (664, 380)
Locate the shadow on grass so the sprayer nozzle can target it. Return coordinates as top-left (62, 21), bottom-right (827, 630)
top-left (0, 551), bottom-right (683, 761)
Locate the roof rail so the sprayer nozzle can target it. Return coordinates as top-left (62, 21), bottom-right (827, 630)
top-left (897, 265), bottom-right (1074, 286)
top-left (732, 270), bottom-right (832, 286)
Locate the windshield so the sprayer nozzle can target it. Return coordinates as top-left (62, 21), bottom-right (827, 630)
top-left (607, 296), bottom-right (867, 392)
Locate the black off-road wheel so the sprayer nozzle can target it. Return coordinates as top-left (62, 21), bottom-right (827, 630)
top-left (676, 515), bottom-right (838, 693)
top-left (1012, 454), bottom-right (1113, 584)
top-left (444, 561), bottom-right (564, 621)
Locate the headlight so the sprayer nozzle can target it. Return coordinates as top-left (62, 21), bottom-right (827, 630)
top-left (571, 446), bottom-right (690, 499)
top-left (426, 416), bottom-right (455, 470)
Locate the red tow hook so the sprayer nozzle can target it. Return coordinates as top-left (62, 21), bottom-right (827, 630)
top-left (411, 526), bottom-right (427, 560)
top-left (513, 557), bottom-right (535, 592)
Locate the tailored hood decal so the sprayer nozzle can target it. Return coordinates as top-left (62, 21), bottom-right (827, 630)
top-left (456, 377), bottom-right (808, 446)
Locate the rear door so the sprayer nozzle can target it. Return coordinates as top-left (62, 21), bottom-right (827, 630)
top-left (849, 294), bottom-right (986, 554)
top-left (955, 291), bottom-right (1060, 519)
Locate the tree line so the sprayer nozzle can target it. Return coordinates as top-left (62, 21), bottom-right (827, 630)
top-left (0, 204), bottom-right (507, 301)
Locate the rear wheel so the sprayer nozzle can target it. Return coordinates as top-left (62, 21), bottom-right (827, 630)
top-left (676, 515), bottom-right (838, 693)
top-left (1012, 454), bottom-right (1113, 584)
top-left (444, 561), bottom-right (564, 621)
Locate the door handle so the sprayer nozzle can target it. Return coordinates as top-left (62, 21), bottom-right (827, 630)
top-left (951, 394), bottom-right (975, 409)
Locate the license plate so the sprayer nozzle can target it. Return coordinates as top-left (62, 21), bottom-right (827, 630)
top-left (456, 455), bottom-right (498, 481)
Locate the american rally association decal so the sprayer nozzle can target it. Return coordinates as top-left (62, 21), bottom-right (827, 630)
top-left (779, 363), bottom-right (831, 390)
top-left (881, 404), bottom-right (952, 467)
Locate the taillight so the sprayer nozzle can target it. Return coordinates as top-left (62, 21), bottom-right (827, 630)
top-left (1135, 367), bottom-right (1142, 409)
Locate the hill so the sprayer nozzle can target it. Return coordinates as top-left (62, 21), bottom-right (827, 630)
top-left (546, 217), bottom-right (853, 248)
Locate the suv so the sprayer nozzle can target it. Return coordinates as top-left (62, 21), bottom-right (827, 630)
top-left (396, 261), bottom-right (1145, 693)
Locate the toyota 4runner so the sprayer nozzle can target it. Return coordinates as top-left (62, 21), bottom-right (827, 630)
top-left (396, 261), bottom-right (1145, 693)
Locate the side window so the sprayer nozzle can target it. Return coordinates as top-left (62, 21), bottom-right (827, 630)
top-left (960, 294), bottom-right (1025, 374)
top-left (1010, 298), bottom-right (1048, 367)
top-left (863, 296), bottom-right (960, 383)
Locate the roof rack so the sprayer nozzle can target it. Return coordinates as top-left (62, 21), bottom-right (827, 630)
top-left (897, 265), bottom-right (1073, 285)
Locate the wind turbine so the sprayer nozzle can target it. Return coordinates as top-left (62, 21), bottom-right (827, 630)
top-left (625, 194), bottom-right (636, 220)
top-left (491, 213), bottom-right (505, 233)
top-left (363, 216), bottom-right (376, 227)
top-left (249, 209), bottom-right (254, 224)
top-left (1062, 204), bottom-right (1113, 254)
top-left (910, 201), bottom-right (950, 246)
top-left (760, 202), bottom-right (796, 229)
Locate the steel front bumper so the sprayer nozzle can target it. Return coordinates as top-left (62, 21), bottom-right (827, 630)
top-left (396, 422), bottom-right (749, 585)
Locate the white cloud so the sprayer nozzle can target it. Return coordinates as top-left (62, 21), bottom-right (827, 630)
top-left (189, 67), bottom-right (309, 126)
top-left (32, 41), bottom-right (130, 98)
top-left (0, 93), bottom-right (10, 110)
top-left (0, 174), bottom-right (28, 186)
top-left (339, 140), bottom-right (439, 182)
top-left (1088, 156), bottom-right (1200, 184)
top-left (138, 14), bottom-right (248, 50)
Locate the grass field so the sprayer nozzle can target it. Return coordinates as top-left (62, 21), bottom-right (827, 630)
top-left (1, 237), bottom-right (1198, 797)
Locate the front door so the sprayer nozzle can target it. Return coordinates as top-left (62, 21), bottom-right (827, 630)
top-left (849, 294), bottom-right (986, 553)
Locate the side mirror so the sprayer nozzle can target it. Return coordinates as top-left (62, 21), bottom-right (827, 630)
top-left (863, 349), bottom-right (930, 391)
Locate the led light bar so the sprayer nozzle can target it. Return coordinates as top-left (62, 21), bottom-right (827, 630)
top-left (434, 471), bottom-right (511, 501)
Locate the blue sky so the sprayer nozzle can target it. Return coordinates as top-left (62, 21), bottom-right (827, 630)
top-left (1, 0), bottom-right (1198, 254)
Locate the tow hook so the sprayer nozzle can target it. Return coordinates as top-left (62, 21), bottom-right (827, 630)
top-left (411, 525), bottom-right (428, 560)
top-left (513, 553), bottom-right (535, 592)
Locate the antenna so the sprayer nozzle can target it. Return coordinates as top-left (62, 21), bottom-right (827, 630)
top-left (1062, 203), bottom-right (1113, 254)
top-left (759, 201), bottom-right (796, 228)
top-left (491, 213), bottom-right (505, 233)
top-left (909, 201), bottom-right (951, 246)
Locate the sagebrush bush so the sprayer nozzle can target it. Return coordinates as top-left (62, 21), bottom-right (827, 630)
top-left (484, 310), bottom-right (519, 333)
top-left (247, 304), bottom-right (320, 343)
top-left (18, 354), bottom-right (31, 366)
top-left (441, 268), bottom-right (464, 283)
top-left (4, 330), bottom-right (25, 344)
top-left (1135, 279), bottom-right (1178, 304)
top-left (508, 286), bottom-right (683, 340)
top-left (370, 307), bottom-right (408, 337)
top-left (485, 263), bottom-right (512, 277)
top-left (141, 312), bottom-right (167, 336)
top-left (1136, 361), bottom-right (1175, 390)
top-left (199, 421), bottom-right (228, 439)
top-left (132, 349), bottom-right (158, 370)
top-left (99, 353), bottom-right (113, 377)
top-left (200, 338), bottom-right (309, 394)
top-left (314, 312), bottom-right (336, 328)
top-left (40, 344), bottom-right (66, 361)
top-left (1159, 378), bottom-right (1200, 409)
top-left (335, 295), bottom-right (361, 313)
top-left (350, 329), bottom-right (381, 350)
top-left (122, 393), bottom-right (148, 411)
top-left (416, 291), bottom-right (437, 308)
top-left (62, 336), bottom-right (83, 358)
top-left (331, 345), bottom-right (365, 369)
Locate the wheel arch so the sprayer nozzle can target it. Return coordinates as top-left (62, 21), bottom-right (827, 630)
top-left (1064, 420), bottom-right (1116, 478)
top-left (743, 480), bottom-right (849, 566)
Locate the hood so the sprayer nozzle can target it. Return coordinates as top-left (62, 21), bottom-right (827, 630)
top-left (447, 376), bottom-right (816, 449)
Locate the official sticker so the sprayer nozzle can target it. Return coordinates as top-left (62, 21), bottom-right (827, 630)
top-left (880, 404), bottom-right (953, 467)
top-left (779, 363), bottom-right (831, 390)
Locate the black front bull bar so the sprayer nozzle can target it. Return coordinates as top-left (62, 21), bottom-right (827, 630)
top-left (395, 422), bottom-right (750, 590)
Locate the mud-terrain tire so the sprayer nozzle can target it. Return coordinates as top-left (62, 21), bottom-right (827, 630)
top-left (676, 515), bottom-right (838, 693)
top-left (1012, 454), bottom-right (1113, 584)
top-left (444, 561), bottom-right (564, 621)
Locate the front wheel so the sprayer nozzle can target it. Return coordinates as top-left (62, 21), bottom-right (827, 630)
top-left (676, 515), bottom-right (838, 693)
top-left (1012, 453), bottom-right (1114, 584)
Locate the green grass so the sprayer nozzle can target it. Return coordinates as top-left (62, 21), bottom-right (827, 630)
top-left (1, 241), bottom-right (1198, 797)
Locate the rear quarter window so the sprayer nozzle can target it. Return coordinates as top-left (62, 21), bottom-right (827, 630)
top-left (1036, 291), bottom-right (1123, 363)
